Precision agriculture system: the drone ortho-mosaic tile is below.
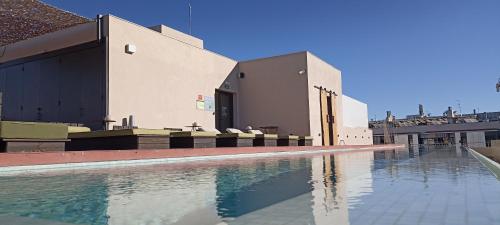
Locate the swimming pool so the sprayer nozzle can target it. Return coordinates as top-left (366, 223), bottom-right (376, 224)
top-left (0, 146), bottom-right (499, 225)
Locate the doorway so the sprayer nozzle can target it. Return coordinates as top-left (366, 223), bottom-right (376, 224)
top-left (215, 90), bottom-right (234, 131)
top-left (320, 89), bottom-right (337, 146)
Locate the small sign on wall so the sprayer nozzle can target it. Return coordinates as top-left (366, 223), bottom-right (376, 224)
top-left (195, 95), bottom-right (215, 112)
top-left (204, 96), bottom-right (215, 112)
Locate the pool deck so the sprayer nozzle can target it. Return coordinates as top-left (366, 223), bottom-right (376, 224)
top-left (0, 144), bottom-right (403, 168)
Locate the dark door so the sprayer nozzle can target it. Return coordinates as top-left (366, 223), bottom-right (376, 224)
top-left (216, 90), bottom-right (234, 131)
top-left (326, 95), bottom-right (334, 145)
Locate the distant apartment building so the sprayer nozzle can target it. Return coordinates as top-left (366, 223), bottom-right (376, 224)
top-left (0, 1), bottom-right (372, 146)
top-left (370, 105), bottom-right (500, 148)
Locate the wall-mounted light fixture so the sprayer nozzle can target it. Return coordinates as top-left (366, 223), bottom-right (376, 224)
top-left (298, 69), bottom-right (306, 75)
top-left (125, 44), bottom-right (136, 54)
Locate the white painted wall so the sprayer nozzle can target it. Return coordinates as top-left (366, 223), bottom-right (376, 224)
top-left (342, 95), bottom-right (368, 128)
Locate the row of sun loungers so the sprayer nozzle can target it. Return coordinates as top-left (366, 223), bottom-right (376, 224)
top-left (0, 121), bottom-right (313, 152)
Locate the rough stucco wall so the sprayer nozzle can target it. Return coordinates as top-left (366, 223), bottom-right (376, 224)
top-left (306, 52), bottom-right (343, 146)
top-left (342, 95), bottom-right (368, 128)
top-left (237, 52), bottom-right (310, 135)
top-left (107, 16), bottom-right (238, 130)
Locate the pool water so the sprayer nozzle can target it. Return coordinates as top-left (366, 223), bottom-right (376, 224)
top-left (0, 146), bottom-right (499, 225)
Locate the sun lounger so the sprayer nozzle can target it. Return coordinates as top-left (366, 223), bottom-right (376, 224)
top-left (170, 131), bottom-right (217, 148)
top-left (298, 136), bottom-right (313, 146)
top-left (67, 129), bottom-right (170, 150)
top-left (247, 129), bottom-right (278, 146)
top-left (0, 121), bottom-right (68, 152)
top-left (277, 135), bottom-right (299, 146)
top-left (216, 129), bottom-right (255, 147)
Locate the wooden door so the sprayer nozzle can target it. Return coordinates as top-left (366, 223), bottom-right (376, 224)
top-left (330, 93), bottom-right (338, 145)
top-left (320, 89), bottom-right (330, 146)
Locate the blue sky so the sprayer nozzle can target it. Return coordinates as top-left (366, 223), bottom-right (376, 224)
top-left (45, 0), bottom-right (500, 120)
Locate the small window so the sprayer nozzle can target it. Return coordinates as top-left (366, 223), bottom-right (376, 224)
top-left (239, 73), bottom-right (245, 78)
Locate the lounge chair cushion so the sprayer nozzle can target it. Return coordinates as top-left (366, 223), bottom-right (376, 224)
top-left (69, 129), bottom-right (170, 139)
top-left (226, 128), bottom-right (243, 134)
top-left (247, 129), bottom-right (264, 135)
top-left (0, 121), bottom-right (68, 139)
top-left (197, 127), bottom-right (221, 134)
top-left (217, 133), bottom-right (255, 139)
top-left (170, 131), bottom-right (217, 137)
top-left (255, 134), bottom-right (278, 139)
top-left (68, 126), bottom-right (91, 133)
top-left (278, 135), bottom-right (299, 140)
top-left (299, 136), bottom-right (313, 140)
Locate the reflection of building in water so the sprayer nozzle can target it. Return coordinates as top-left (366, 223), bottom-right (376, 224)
top-left (310, 151), bottom-right (374, 225)
top-left (106, 168), bottom-right (219, 225)
top-left (215, 158), bottom-right (313, 218)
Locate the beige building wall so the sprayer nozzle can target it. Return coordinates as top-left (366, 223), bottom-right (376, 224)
top-left (238, 52), bottom-right (310, 135)
top-left (306, 53), bottom-right (343, 146)
top-left (106, 15), bottom-right (238, 130)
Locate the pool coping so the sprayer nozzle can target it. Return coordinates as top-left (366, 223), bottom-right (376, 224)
top-left (467, 147), bottom-right (500, 180)
top-left (0, 144), bottom-right (404, 174)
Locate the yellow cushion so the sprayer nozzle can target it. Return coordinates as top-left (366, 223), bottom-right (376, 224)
top-left (68, 126), bottom-right (91, 133)
top-left (170, 131), bottom-right (217, 137)
top-left (69, 129), bottom-right (170, 139)
top-left (217, 133), bottom-right (255, 139)
top-left (0, 121), bottom-right (67, 139)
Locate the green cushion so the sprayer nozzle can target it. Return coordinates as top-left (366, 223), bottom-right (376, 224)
top-left (69, 129), bottom-right (170, 139)
top-left (0, 121), bottom-right (68, 139)
top-left (217, 133), bottom-right (255, 139)
top-left (170, 131), bottom-right (217, 137)
top-left (68, 126), bottom-right (91, 133)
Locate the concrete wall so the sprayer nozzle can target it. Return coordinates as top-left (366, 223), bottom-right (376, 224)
top-left (306, 53), bottom-right (343, 145)
top-left (238, 52), bottom-right (310, 135)
top-left (394, 134), bottom-right (409, 146)
top-left (466, 131), bottom-right (486, 147)
top-left (106, 15), bottom-right (238, 130)
top-left (342, 95), bottom-right (368, 128)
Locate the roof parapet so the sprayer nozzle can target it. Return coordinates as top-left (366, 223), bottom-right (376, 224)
top-left (149, 24), bottom-right (203, 49)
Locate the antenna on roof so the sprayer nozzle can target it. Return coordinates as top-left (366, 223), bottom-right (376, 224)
top-left (188, 2), bottom-right (192, 35)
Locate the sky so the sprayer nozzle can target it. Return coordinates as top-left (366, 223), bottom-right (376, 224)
top-left (45, 0), bottom-right (500, 120)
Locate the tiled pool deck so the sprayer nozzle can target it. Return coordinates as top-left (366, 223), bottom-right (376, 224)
top-left (0, 144), bottom-right (403, 168)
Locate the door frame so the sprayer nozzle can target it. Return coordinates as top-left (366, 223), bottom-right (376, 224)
top-left (215, 89), bottom-right (235, 131)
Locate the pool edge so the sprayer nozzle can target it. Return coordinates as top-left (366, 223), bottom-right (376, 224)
top-left (0, 145), bottom-right (404, 174)
top-left (467, 147), bottom-right (500, 180)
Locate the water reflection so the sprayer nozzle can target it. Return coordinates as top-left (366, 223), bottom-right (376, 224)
top-left (0, 147), bottom-right (499, 225)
